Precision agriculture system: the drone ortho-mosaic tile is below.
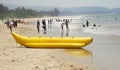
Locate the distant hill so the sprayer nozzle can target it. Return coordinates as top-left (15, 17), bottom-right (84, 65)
top-left (3, 3), bottom-right (120, 15)
top-left (111, 8), bottom-right (120, 13)
top-left (3, 3), bottom-right (54, 11)
top-left (3, 4), bottom-right (19, 10)
top-left (59, 7), bottom-right (110, 15)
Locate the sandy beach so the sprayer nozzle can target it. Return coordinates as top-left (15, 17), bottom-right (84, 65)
top-left (0, 19), bottom-right (97, 70)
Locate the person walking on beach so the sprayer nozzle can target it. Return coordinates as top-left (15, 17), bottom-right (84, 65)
top-left (5, 19), bottom-right (10, 29)
top-left (37, 20), bottom-right (40, 33)
top-left (14, 19), bottom-right (18, 28)
top-left (9, 20), bottom-right (13, 32)
top-left (42, 19), bottom-right (47, 34)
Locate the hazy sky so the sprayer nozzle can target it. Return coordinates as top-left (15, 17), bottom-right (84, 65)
top-left (0, 0), bottom-right (120, 8)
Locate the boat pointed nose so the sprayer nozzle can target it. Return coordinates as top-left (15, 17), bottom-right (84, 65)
top-left (90, 37), bottom-right (93, 43)
top-left (85, 37), bottom-right (93, 46)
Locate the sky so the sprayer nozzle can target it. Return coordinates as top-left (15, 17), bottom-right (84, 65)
top-left (0, 0), bottom-right (120, 9)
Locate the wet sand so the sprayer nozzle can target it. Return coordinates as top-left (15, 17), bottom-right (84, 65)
top-left (0, 19), bottom-right (97, 70)
top-left (88, 34), bottom-right (120, 70)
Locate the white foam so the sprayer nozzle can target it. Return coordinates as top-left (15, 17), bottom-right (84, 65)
top-left (83, 26), bottom-right (120, 36)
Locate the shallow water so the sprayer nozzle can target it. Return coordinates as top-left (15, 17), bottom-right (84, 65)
top-left (88, 35), bottom-right (120, 70)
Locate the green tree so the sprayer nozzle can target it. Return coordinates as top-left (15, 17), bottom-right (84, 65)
top-left (0, 4), bottom-right (9, 14)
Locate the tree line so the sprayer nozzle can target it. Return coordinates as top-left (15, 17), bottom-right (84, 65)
top-left (0, 4), bottom-right (60, 19)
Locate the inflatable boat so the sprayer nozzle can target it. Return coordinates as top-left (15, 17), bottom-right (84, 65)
top-left (11, 32), bottom-right (93, 48)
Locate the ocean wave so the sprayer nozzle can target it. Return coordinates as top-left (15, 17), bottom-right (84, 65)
top-left (82, 27), bottom-right (120, 36)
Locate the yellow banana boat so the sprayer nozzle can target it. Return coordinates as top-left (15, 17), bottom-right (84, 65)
top-left (11, 32), bottom-right (93, 48)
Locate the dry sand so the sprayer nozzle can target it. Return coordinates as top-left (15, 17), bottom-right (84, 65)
top-left (0, 19), bottom-right (97, 70)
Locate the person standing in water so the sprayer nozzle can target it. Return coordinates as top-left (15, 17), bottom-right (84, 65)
top-left (61, 20), bottom-right (65, 31)
top-left (42, 19), bottom-right (47, 34)
top-left (86, 20), bottom-right (89, 27)
top-left (65, 19), bottom-right (69, 30)
top-left (37, 20), bottom-right (40, 33)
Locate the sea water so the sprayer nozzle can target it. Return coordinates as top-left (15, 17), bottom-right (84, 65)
top-left (81, 13), bottom-right (120, 36)
top-left (38, 13), bottom-right (120, 36)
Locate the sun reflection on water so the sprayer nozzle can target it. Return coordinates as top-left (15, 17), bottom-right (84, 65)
top-left (64, 48), bottom-right (92, 57)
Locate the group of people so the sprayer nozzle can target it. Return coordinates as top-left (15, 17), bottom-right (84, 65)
top-left (4, 19), bottom-right (18, 32)
top-left (37, 19), bottom-right (47, 34)
top-left (61, 19), bottom-right (70, 31)
top-left (83, 20), bottom-right (101, 28)
top-left (36, 19), bottom-right (70, 34)
top-left (83, 20), bottom-right (89, 27)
